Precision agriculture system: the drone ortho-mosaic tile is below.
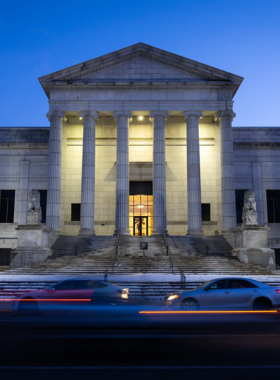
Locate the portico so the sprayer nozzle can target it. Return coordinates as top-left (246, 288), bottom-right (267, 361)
top-left (38, 43), bottom-right (243, 238)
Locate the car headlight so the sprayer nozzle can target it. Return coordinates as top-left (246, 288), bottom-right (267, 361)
top-left (167, 295), bottom-right (180, 301)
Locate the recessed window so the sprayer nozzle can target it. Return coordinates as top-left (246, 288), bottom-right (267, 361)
top-left (267, 190), bottom-right (280, 223)
top-left (71, 204), bottom-right (81, 221)
top-left (38, 190), bottom-right (47, 223)
top-left (235, 190), bottom-right (248, 224)
top-left (201, 203), bottom-right (210, 221)
top-left (0, 190), bottom-right (15, 223)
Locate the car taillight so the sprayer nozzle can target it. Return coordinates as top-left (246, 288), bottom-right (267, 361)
top-left (275, 290), bottom-right (280, 294)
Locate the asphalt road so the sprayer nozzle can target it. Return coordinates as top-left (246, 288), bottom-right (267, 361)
top-left (1, 310), bottom-right (280, 379)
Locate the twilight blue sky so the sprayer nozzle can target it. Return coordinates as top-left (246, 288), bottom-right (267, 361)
top-left (0, 0), bottom-right (279, 127)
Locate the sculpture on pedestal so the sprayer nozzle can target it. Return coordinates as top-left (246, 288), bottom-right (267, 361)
top-left (242, 190), bottom-right (258, 226)
top-left (232, 190), bottom-right (275, 269)
top-left (10, 190), bottom-right (52, 269)
top-left (27, 190), bottom-right (42, 224)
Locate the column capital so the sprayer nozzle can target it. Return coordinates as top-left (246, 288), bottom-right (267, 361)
top-left (46, 111), bottom-right (65, 121)
top-left (113, 111), bottom-right (132, 120)
top-left (183, 111), bottom-right (202, 121)
top-left (217, 110), bottom-right (236, 120)
top-left (150, 111), bottom-right (168, 120)
top-left (80, 111), bottom-right (99, 120)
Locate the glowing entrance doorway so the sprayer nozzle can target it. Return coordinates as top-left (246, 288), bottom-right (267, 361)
top-left (129, 195), bottom-right (153, 236)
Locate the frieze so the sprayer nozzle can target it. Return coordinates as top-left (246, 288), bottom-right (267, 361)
top-left (60, 52), bottom-right (221, 81)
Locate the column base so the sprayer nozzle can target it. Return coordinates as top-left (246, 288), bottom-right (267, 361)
top-left (78, 228), bottom-right (95, 236)
top-left (114, 228), bottom-right (131, 235)
top-left (187, 229), bottom-right (204, 237)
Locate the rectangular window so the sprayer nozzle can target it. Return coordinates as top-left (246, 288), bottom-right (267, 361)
top-left (129, 181), bottom-right (153, 195)
top-left (0, 248), bottom-right (11, 266)
top-left (71, 204), bottom-right (81, 221)
top-left (267, 190), bottom-right (280, 223)
top-left (38, 190), bottom-right (47, 223)
top-left (201, 203), bottom-right (210, 221)
top-left (235, 190), bottom-right (248, 224)
top-left (0, 190), bottom-right (15, 223)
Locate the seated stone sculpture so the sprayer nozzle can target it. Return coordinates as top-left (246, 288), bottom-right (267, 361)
top-left (27, 190), bottom-right (42, 224)
top-left (242, 190), bottom-right (258, 226)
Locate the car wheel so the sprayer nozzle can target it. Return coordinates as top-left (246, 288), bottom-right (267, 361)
top-left (180, 298), bottom-right (200, 311)
top-left (18, 298), bottom-right (39, 314)
top-left (253, 298), bottom-right (272, 311)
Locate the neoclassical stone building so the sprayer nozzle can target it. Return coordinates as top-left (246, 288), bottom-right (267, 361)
top-left (1, 43), bottom-right (280, 264)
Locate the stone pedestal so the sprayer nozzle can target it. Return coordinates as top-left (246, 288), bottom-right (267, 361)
top-left (10, 225), bottom-right (52, 269)
top-left (232, 225), bottom-right (275, 268)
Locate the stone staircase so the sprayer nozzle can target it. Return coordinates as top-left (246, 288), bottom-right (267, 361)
top-left (1, 234), bottom-right (278, 276)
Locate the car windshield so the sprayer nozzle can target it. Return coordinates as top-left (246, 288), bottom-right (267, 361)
top-left (194, 280), bottom-right (213, 290)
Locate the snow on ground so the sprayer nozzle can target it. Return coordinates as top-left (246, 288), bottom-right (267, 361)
top-left (0, 272), bottom-right (280, 282)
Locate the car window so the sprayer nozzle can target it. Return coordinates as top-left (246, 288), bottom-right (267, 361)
top-left (231, 280), bottom-right (258, 289)
top-left (209, 280), bottom-right (231, 290)
top-left (74, 281), bottom-right (108, 289)
top-left (52, 281), bottom-right (77, 290)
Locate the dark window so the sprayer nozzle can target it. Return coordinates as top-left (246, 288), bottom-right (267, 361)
top-left (231, 280), bottom-right (258, 289)
top-left (0, 249), bottom-right (11, 266)
top-left (130, 181), bottom-right (153, 195)
top-left (235, 190), bottom-right (248, 224)
top-left (267, 190), bottom-right (280, 223)
top-left (275, 249), bottom-right (280, 266)
top-left (0, 190), bottom-right (15, 223)
top-left (209, 280), bottom-right (231, 290)
top-left (201, 204), bottom-right (210, 221)
top-left (71, 204), bottom-right (81, 221)
top-left (38, 190), bottom-right (47, 223)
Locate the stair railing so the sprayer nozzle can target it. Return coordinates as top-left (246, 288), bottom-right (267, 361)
top-left (180, 266), bottom-right (186, 289)
top-left (162, 229), bottom-right (174, 274)
top-left (112, 230), bottom-right (121, 274)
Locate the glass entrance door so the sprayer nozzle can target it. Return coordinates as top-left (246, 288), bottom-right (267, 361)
top-left (134, 216), bottom-right (148, 236)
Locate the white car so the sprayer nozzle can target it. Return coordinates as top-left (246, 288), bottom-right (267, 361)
top-left (12, 279), bottom-right (129, 313)
top-left (164, 278), bottom-right (280, 311)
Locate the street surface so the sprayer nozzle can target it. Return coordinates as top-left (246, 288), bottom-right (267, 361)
top-left (0, 308), bottom-right (280, 379)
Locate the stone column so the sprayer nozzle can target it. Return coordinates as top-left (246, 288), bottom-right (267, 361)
top-left (79, 111), bottom-right (98, 235)
top-left (183, 111), bottom-right (203, 236)
top-left (150, 111), bottom-right (168, 234)
top-left (17, 160), bottom-right (30, 225)
top-left (114, 111), bottom-right (132, 234)
top-left (46, 111), bottom-right (64, 230)
top-left (218, 110), bottom-right (237, 231)
top-left (252, 161), bottom-right (265, 225)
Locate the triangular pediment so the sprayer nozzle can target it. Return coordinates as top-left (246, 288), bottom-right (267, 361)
top-left (39, 43), bottom-right (243, 85)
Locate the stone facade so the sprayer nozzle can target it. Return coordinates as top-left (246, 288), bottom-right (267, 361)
top-left (0, 43), bottom-right (280, 256)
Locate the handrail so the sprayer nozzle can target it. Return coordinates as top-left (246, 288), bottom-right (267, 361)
top-left (162, 229), bottom-right (174, 274)
top-left (112, 230), bottom-right (121, 273)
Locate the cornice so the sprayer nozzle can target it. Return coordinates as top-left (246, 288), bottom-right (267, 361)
top-left (233, 142), bottom-right (280, 147)
top-left (45, 85), bottom-right (236, 92)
